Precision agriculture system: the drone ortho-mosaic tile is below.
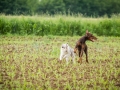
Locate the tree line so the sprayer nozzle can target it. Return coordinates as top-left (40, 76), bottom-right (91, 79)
top-left (0, 0), bottom-right (120, 17)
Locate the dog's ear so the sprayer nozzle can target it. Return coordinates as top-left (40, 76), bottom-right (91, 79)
top-left (86, 30), bottom-right (89, 34)
top-left (86, 30), bottom-right (91, 36)
top-left (86, 30), bottom-right (88, 32)
top-left (66, 43), bottom-right (69, 50)
top-left (86, 30), bottom-right (89, 36)
top-left (66, 43), bottom-right (68, 47)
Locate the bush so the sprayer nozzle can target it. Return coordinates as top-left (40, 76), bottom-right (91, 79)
top-left (0, 15), bottom-right (120, 36)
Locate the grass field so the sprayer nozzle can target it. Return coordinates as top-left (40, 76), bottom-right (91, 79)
top-left (0, 35), bottom-right (120, 90)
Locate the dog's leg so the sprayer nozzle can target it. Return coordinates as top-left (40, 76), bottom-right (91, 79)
top-left (78, 50), bottom-right (81, 63)
top-left (60, 53), bottom-right (63, 61)
top-left (79, 57), bottom-right (82, 64)
top-left (66, 57), bottom-right (69, 65)
top-left (78, 51), bottom-right (83, 64)
top-left (78, 45), bottom-right (84, 64)
top-left (84, 45), bottom-right (88, 63)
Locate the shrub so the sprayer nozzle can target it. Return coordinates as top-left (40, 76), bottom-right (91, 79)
top-left (0, 15), bottom-right (120, 36)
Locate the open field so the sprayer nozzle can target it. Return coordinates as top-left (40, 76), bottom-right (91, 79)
top-left (0, 35), bottom-right (120, 90)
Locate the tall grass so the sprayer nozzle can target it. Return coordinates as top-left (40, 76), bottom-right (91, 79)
top-left (0, 14), bottom-right (120, 36)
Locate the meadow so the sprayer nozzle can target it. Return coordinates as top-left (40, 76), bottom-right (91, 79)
top-left (0, 35), bottom-right (120, 90)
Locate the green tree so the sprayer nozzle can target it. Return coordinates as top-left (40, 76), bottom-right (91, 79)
top-left (36, 0), bottom-right (65, 14)
top-left (26, 0), bottom-right (39, 15)
top-left (0, 0), bottom-right (120, 16)
top-left (14, 0), bottom-right (29, 15)
top-left (0, 0), bottom-right (16, 14)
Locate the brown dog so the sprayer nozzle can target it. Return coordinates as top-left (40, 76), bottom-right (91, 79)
top-left (74, 30), bottom-right (97, 63)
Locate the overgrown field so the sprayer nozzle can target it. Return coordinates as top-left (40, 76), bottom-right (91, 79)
top-left (0, 15), bottom-right (120, 36)
top-left (0, 35), bottom-right (120, 90)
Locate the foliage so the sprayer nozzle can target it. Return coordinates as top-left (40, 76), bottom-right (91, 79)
top-left (0, 15), bottom-right (120, 36)
top-left (0, 0), bottom-right (120, 16)
top-left (36, 0), bottom-right (65, 15)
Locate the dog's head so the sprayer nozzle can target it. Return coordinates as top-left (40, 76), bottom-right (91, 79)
top-left (61, 43), bottom-right (68, 52)
top-left (86, 30), bottom-right (97, 42)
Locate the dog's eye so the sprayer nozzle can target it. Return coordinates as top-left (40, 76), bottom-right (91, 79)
top-left (62, 46), bottom-right (64, 48)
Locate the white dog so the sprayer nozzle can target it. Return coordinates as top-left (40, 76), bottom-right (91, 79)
top-left (59, 43), bottom-right (75, 64)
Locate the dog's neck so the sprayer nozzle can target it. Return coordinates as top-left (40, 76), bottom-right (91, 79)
top-left (79, 35), bottom-right (88, 44)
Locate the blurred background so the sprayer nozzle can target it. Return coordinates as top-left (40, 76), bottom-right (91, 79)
top-left (0, 0), bottom-right (120, 17)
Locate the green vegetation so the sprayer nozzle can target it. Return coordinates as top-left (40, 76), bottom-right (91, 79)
top-left (0, 0), bottom-right (120, 17)
top-left (0, 13), bottom-right (120, 89)
top-left (1, 36), bottom-right (120, 89)
top-left (0, 15), bottom-right (120, 36)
